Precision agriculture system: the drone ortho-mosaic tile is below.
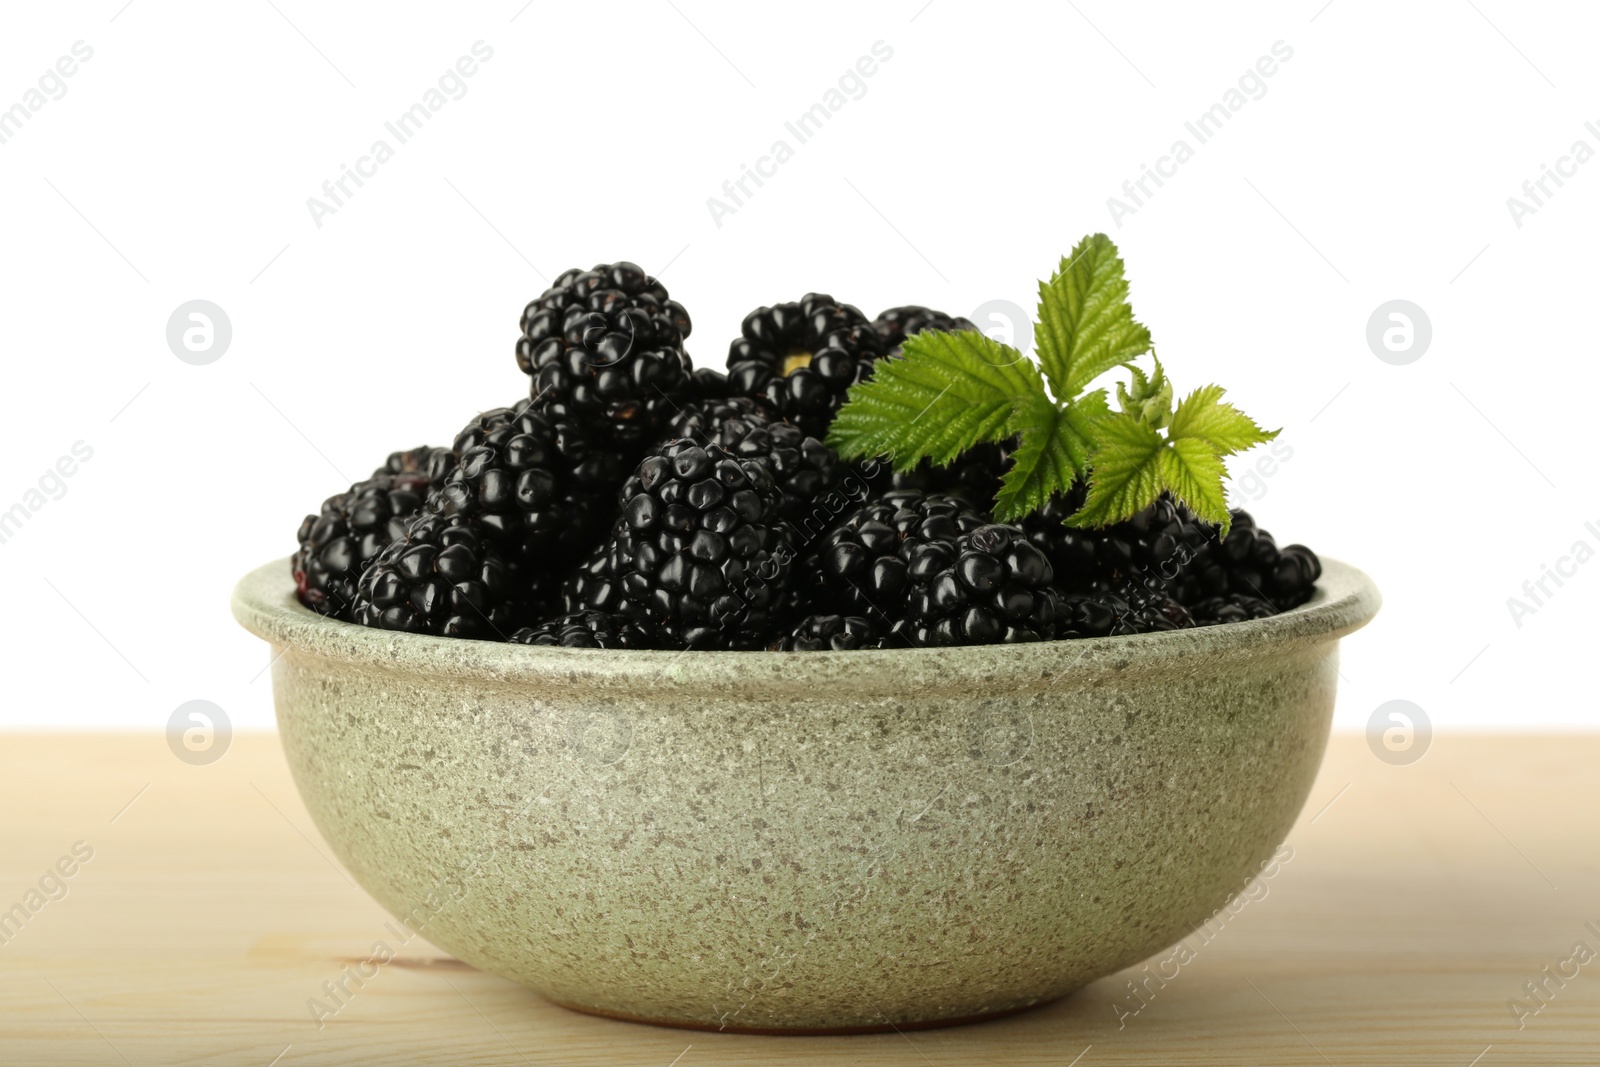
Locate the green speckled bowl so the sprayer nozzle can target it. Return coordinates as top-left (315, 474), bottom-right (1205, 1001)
top-left (233, 556), bottom-right (1378, 1034)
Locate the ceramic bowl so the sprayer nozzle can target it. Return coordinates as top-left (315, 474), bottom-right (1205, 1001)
top-left (232, 556), bottom-right (1379, 1033)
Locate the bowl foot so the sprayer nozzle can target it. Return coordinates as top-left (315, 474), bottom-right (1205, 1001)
top-left (547, 995), bottom-right (1060, 1035)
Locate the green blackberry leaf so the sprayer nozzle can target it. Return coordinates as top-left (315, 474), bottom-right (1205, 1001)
top-left (1065, 411), bottom-right (1166, 528)
top-left (993, 390), bottom-right (1106, 522)
top-left (1167, 384), bottom-right (1277, 456)
top-left (827, 329), bottom-right (1044, 470)
top-left (1157, 438), bottom-right (1230, 526)
top-left (1035, 233), bottom-right (1153, 398)
top-left (830, 236), bottom-right (1281, 534)
top-left (1070, 385), bottom-right (1278, 535)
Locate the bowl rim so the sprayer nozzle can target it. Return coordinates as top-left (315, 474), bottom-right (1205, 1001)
top-left (232, 556), bottom-right (1380, 692)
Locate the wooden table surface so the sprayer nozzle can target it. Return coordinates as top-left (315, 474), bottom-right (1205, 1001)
top-left (1, 732), bottom-right (1596, 1066)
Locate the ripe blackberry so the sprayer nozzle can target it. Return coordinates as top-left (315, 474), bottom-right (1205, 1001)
top-left (559, 542), bottom-right (628, 617)
top-left (689, 366), bottom-right (730, 401)
top-left (880, 440), bottom-right (1011, 507)
top-left (1057, 578), bottom-right (1195, 639)
top-left (292, 446), bottom-right (454, 619)
top-left (517, 263), bottom-right (695, 446)
top-left (666, 398), bottom-right (846, 525)
top-left (1023, 489), bottom-right (1219, 600)
top-left (593, 440), bottom-right (795, 649)
top-left (771, 614), bottom-right (881, 651)
top-left (801, 490), bottom-right (987, 623)
top-left (508, 610), bottom-right (665, 649)
top-left (517, 261), bottom-right (690, 359)
top-left (1189, 593), bottom-right (1277, 626)
top-left (376, 444), bottom-right (457, 489)
top-left (430, 399), bottom-right (625, 568)
top-left (725, 294), bottom-right (887, 434)
top-left (871, 305), bottom-right (976, 352)
top-left (1204, 510), bottom-right (1321, 610)
top-left (1025, 492), bottom-right (1320, 618)
top-left (664, 394), bottom-right (772, 443)
top-left (351, 512), bottom-right (513, 639)
top-left (896, 523), bottom-right (1063, 646)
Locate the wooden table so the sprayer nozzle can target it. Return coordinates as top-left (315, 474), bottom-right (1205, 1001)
top-left (1, 733), bottom-right (1595, 1065)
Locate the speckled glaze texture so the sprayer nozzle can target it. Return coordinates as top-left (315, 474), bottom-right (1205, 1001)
top-left (233, 557), bottom-right (1379, 1033)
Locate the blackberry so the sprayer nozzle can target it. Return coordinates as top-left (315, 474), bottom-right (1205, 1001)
top-left (771, 614), bottom-right (881, 651)
top-left (375, 445), bottom-right (457, 489)
top-left (508, 610), bottom-right (665, 649)
top-left (431, 400), bottom-right (625, 569)
top-left (871, 305), bottom-right (977, 353)
top-left (664, 394), bottom-right (772, 443)
top-left (725, 294), bottom-right (887, 434)
top-left (801, 490), bottom-right (987, 624)
top-left (292, 446), bottom-right (454, 619)
top-left (666, 398), bottom-right (846, 525)
top-left (517, 261), bottom-right (690, 360)
top-left (1204, 510), bottom-right (1321, 610)
top-left (880, 440), bottom-right (1011, 507)
top-left (517, 262), bottom-right (695, 446)
top-left (589, 440), bottom-right (795, 649)
top-left (896, 523), bottom-right (1062, 646)
top-left (1057, 578), bottom-right (1195, 639)
top-left (689, 366), bottom-right (730, 401)
top-left (1023, 489), bottom-right (1219, 600)
top-left (1189, 593), bottom-right (1277, 626)
top-left (351, 512), bottom-right (513, 639)
top-left (560, 542), bottom-right (628, 617)
top-left (1271, 545), bottom-right (1321, 608)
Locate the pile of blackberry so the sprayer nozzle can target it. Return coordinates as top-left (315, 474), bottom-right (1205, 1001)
top-left (290, 281), bottom-right (1323, 649)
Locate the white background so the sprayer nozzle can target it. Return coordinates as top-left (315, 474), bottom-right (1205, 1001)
top-left (0, 0), bottom-right (1593, 731)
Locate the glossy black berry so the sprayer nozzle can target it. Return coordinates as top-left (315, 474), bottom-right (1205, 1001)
top-left (508, 610), bottom-right (666, 649)
top-left (572, 439), bottom-right (795, 649)
top-left (292, 446), bottom-right (454, 620)
top-left (430, 399), bottom-right (625, 569)
top-left (689, 366), bottom-right (730, 401)
top-left (896, 523), bottom-right (1063, 646)
top-left (725, 294), bottom-right (886, 435)
top-left (517, 261), bottom-right (690, 360)
top-left (871, 305), bottom-right (976, 353)
top-left (516, 263), bottom-right (695, 446)
top-left (667, 398), bottom-right (846, 525)
top-left (877, 440), bottom-right (1012, 507)
top-left (801, 490), bottom-right (988, 626)
top-left (1189, 593), bottom-right (1277, 625)
top-left (351, 513), bottom-right (513, 639)
top-left (1023, 488), bottom-right (1220, 600)
top-left (1203, 511), bottom-right (1322, 610)
top-left (771, 614), bottom-right (882, 651)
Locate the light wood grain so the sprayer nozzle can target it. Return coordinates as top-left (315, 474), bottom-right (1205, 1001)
top-left (1, 732), bottom-right (1596, 1065)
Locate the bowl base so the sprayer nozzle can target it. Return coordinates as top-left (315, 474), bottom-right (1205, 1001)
top-left (547, 995), bottom-right (1060, 1035)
